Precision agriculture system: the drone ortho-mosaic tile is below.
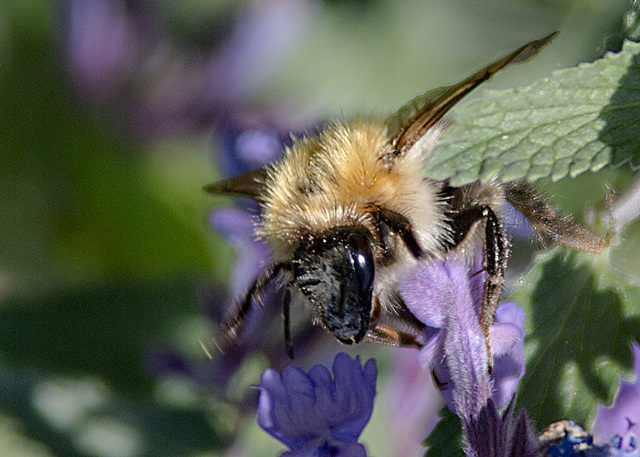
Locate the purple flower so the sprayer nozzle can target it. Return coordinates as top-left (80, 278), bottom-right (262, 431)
top-left (59, 0), bottom-right (318, 138)
top-left (593, 343), bottom-right (640, 451)
top-left (61, 0), bottom-right (148, 100)
top-left (490, 303), bottom-right (526, 409)
top-left (383, 348), bottom-right (443, 457)
top-left (214, 114), bottom-right (320, 178)
top-left (216, 120), bottom-right (287, 178)
top-left (257, 353), bottom-right (377, 457)
top-left (148, 116), bottom-right (329, 404)
top-left (399, 254), bottom-right (525, 421)
top-left (463, 398), bottom-right (537, 457)
top-left (209, 207), bottom-right (269, 300)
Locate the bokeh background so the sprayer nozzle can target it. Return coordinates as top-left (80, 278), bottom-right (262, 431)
top-left (0, 0), bottom-right (637, 456)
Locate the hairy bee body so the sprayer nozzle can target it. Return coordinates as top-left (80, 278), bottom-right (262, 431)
top-left (258, 118), bottom-right (448, 298)
top-left (207, 32), bottom-right (606, 354)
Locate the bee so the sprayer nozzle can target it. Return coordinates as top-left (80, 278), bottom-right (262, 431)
top-left (206, 32), bottom-right (607, 357)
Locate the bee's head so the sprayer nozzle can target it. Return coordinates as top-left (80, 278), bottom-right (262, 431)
top-left (292, 226), bottom-right (375, 344)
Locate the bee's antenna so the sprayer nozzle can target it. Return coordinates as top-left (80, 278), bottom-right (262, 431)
top-left (283, 287), bottom-right (294, 359)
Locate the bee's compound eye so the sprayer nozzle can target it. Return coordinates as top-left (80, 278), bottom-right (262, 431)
top-left (347, 231), bottom-right (375, 293)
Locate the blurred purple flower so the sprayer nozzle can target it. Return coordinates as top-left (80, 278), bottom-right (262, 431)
top-left (59, 0), bottom-right (318, 137)
top-left (63, 0), bottom-right (146, 99)
top-left (503, 202), bottom-right (535, 240)
top-left (593, 343), bottom-right (640, 451)
top-left (383, 348), bottom-right (443, 457)
top-left (148, 114), bottom-right (328, 403)
top-left (217, 121), bottom-right (286, 178)
top-left (257, 352), bottom-right (377, 457)
top-left (147, 201), bottom-right (325, 408)
top-left (209, 207), bottom-right (268, 299)
top-left (214, 114), bottom-right (319, 178)
top-left (399, 255), bottom-right (525, 420)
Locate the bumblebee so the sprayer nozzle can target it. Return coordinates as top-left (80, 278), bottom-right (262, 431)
top-left (206, 32), bottom-right (606, 357)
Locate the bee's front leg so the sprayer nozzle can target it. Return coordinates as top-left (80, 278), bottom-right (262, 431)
top-left (365, 325), bottom-right (424, 349)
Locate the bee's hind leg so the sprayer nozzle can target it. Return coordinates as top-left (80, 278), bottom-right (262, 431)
top-left (504, 180), bottom-right (611, 252)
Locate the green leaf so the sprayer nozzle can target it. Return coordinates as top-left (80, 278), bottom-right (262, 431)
top-left (512, 248), bottom-right (640, 429)
top-left (0, 369), bottom-right (223, 457)
top-left (423, 41), bottom-right (640, 186)
top-left (0, 5), bottom-right (223, 290)
top-left (0, 278), bottom-right (204, 396)
top-left (623, 0), bottom-right (640, 42)
top-left (423, 407), bottom-right (464, 457)
top-left (0, 414), bottom-right (57, 457)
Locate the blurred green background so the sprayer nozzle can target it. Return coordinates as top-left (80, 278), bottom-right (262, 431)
top-left (0, 0), bottom-right (636, 456)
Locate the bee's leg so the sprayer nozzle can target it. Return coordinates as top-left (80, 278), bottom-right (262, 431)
top-left (365, 324), bottom-right (424, 349)
top-left (366, 295), bottom-right (425, 348)
top-left (283, 287), bottom-right (294, 359)
top-left (369, 296), bottom-right (382, 328)
top-left (479, 206), bottom-right (509, 336)
top-left (368, 308), bottom-right (446, 383)
top-left (504, 180), bottom-right (611, 252)
top-left (448, 205), bottom-right (510, 358)
top-left (376, 207), bottom-right (425, 258)
top-left (220, 262), bottom-right (287, 349)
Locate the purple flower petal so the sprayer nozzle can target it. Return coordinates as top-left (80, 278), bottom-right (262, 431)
top-left (61, 0), bottom-right (318, 137)
top-left (281, 439), bottom-right (367, 457)
top-left (257, 353), bottom-right (376, 455)
top-left (400, 257), bottom-right (526, 420)
top-left (593, 343), bottom-right (640, 450)
top-left (330, 354), bottom-right (377, 442)
top-left (384, 348), bottom-right (443, 457)
top-left (416, 333), bottom-right (442, 369)
top-left (402, 257), bottom-right (490, 419)
top-left (490, 303), bottom-right (525, 408)
top-left (208, 207), bottom-right (269, 298)
top-left (63, 0), bottom-right (145, 99)
top-left (399, 257), bottom-right (451, 328)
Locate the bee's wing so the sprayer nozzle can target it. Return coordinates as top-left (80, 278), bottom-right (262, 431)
top-left (204, 167), bottom-right (268, 201)
top-left (386, 32), bottom-right (558, 154)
